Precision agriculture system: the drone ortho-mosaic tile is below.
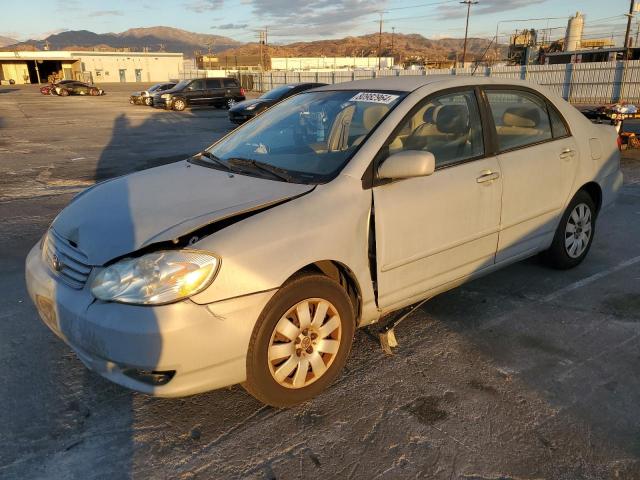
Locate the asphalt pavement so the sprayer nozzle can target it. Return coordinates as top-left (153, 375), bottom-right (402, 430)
top-left (0, 83), bottom-right (639, 480)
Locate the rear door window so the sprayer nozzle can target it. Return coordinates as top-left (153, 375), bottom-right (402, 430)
top-left (206, 78), bottom-right (222, 89)
top-left (485, 89), bottom-right (553, 151)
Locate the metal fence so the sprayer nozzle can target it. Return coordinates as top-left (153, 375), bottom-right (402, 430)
top-left (233, 60), bottom-right (640, 104)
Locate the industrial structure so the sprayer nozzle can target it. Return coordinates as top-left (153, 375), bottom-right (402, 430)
top-left (0, 50), bottom-right (183, 84)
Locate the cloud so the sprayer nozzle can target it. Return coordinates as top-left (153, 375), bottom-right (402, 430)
top-left (92, 10), bottom-right (124, 17)
top-left (248, 0), bottom-right (387, 38)
top-left (437, 0), bottom-right (547, 20)
top-left (212, 23), bottom-right (249, 30)
top-left (184, 0), bottom-right (224, 12)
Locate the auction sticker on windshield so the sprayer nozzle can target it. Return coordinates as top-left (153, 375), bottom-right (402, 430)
top-left (349, 92), bottom-right (400, 104)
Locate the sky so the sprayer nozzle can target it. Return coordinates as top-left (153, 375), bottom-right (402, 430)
top-left (1, 0), bottom-right (633, 46)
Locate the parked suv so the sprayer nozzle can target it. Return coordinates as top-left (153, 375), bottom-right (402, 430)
top-left (153, 77), bottom-right (245, 111)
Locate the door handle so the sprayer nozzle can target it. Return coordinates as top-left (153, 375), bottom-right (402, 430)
top-left (559, 147), bottom-right (575, 159)
top-left (476, 171), bottom-right (500, 183)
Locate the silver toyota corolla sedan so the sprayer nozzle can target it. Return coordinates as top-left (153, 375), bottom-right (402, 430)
top-left (26, 76), bottom-right (622, 407)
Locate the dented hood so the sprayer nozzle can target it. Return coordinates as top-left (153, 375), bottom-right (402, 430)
top-left (51, 160), bottom-right (313, 265)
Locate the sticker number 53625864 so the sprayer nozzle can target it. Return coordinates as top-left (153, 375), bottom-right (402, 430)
top-left (349, 92), bottom-right (400, 104)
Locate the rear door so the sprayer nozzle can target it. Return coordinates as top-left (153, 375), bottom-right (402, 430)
top-left (483, 87), bottom-right (579, 262)
top-left (206, 78), bottom-right (224, 105)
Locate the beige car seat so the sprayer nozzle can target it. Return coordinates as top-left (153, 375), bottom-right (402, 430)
top-left (495, 106), bottom-right (546, 150)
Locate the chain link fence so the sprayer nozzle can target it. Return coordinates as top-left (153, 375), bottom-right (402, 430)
top-left (228, 60), bottom-right (640, 104)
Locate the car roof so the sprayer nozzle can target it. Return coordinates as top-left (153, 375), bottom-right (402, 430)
top-left (312, 75), bottom-right (539, 93)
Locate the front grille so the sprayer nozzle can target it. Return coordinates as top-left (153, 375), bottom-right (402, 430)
top-left (43, 229), bottom-right (92, 289)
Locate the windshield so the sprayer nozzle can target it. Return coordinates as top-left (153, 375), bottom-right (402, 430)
top-left (203, 90), bottom-right (405, 183)
top-left (172, 79), bottom-right (191, 90)
top-left (260, 85), bottom-right (296, 100)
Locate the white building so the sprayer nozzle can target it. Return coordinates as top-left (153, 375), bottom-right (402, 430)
top-left (270, 57), bottom-right (394, 71)
top-left (0, 50), bottom-right (184, 84)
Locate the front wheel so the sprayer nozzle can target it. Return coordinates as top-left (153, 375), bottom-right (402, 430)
top-left (244, 274), bottom-right (355, 407)
top-left (172, 98), bottom-right (186, 111)
top-left (59, 89), bottom-right (69, 96)
top-left (542, 190), bottom-right (596, 269)
top-left (144, 97), bottom-right (153, 106)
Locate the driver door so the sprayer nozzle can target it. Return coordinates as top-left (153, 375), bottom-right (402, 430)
top-left (373, 89), bottom-right (503, 312)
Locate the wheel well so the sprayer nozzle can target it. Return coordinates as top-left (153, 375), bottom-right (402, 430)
top-left (286, 261), bottom-right (362, 325)
top-left (580, 182), bottom-right (603, 214)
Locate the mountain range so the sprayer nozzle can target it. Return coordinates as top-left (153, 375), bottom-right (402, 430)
top-left (0, 35), bottom-right (18, 47)
top-left (2, 26), bottom-right (501, 63)
top-left (4, 27), bottom-right (241, 57)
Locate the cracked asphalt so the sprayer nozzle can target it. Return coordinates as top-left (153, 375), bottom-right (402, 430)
top-left (1, 84), bottom-right (639, 480)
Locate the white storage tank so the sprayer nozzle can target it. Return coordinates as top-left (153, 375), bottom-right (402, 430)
top-left (564, 11), bottom-right (584, 52)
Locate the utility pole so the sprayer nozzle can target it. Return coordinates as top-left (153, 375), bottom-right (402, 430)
top-left (460, 0), bottom-right (478, 68)
top-left (624, 0), bottom-right (636, 60)
top-left (258, 30), bottom-right (264, 71)
top-left (391, 26), bottom-right (395, 65)
top-left (636, 20), bottom-right (640, 47)
top-left (377, 12), bottom-right (384, 70)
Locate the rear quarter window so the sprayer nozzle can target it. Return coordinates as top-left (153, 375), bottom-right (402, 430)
top-left (223, 79), bottom-right (238, 88)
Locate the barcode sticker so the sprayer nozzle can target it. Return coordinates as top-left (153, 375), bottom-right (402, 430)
top-left (349, 92), bottom-right (399, 104)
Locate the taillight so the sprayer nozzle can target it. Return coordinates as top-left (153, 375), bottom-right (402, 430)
top-left (240, 87), bottom-right (246, 96)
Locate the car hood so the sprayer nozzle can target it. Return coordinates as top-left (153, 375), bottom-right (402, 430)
top-left (230, 98), bottom-right (273, 112)
top-left (51, 160), bottom-right (313, 265)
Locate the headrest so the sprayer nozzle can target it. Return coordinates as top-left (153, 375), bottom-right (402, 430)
top-left (435, 105), bottom-right (470, 135)
top-left (362, 105), bottom-right (389, 130)
top-left (422, 105), bottom-right (439, 123)
top-left (503, 106), bottom-right (540, 128)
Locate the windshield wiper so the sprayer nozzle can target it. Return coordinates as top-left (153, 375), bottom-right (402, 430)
top-left (227, 157), bottom-right (296, 182)
top-left (195, 151), bottom-right (236, 173)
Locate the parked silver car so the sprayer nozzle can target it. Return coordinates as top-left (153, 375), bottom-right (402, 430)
top-left (26, 76), bottom-right (622, 406)
top-left (130, 82), bottom-right (176, 106)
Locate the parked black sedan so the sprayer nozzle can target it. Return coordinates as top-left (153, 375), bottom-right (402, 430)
top-left (228, 82), bottom-right (326, 124)
top-left (53, 81), bottom-right (105, 96)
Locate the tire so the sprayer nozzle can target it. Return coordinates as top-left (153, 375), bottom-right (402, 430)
top-left (542, 190), bottom-right (596, 270)
top-left (226, 98), bottom-right (236, 109)
top-left (59, 89), bottom-right (69, 96)
top-left (172, 98), bottom-right (186, 111)
top-left (144, 97), bottom-right (153, 106)
top-left (244, 274), bottom-right (355, 407)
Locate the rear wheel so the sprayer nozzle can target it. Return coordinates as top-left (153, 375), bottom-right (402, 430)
top-left (226, 98), bottom-right (236, 109)
top-left (172, 98), bottom-right (186, 111)
top-left (244, 274), bottom-right (355, 407)
top-left (90, 88), bottom-right (99, 96)
top-left (59, 89), bottom-right (69, 96)
top-left (144, 97), bottom-right (153, 106)
top-left (542, 190), bottom-right (596, 269)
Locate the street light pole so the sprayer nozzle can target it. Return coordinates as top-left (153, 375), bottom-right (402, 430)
top-left (460, 0), bottom-right (478, 68)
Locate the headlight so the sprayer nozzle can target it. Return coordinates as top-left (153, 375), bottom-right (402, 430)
top-left (245, 103), bottom-right (258, 111)
top-left (161, 93), bottom-right (171, 99)
top-left (91, 250), bottom-right (219, 305)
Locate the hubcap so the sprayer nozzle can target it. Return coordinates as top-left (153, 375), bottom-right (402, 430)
top-left (268, 298), bottom-right (341, 389)
top-left (564, 202), bottom-right (592, 258)
top-left (227, 99), bottom-right (236, 108)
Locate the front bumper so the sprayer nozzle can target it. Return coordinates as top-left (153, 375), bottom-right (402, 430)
top-left (228, 111), bottom-right (255, 124)
top-left (25, 243), bottom-right (275, 397)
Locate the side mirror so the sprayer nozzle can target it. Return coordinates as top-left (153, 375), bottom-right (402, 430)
top-left (377, 150), bottom-right (435, 180)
